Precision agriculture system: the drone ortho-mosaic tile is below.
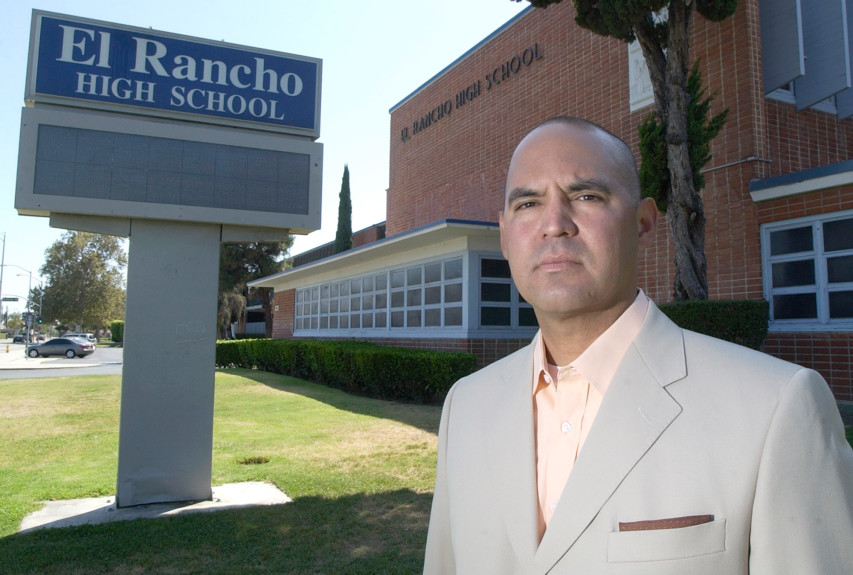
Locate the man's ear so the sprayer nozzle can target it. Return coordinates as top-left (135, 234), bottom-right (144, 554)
top-left (636, 197), bottom-right (659, 248)
top-left (499, 211), bottom-right (508, 258)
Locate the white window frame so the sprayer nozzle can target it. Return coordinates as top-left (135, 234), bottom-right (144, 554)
top-left (761, 209), bottom-right (853, 332)
top-left (294, 254), bottom-right (466, 337)
top-left (477, 255), bottom-right (537, 330)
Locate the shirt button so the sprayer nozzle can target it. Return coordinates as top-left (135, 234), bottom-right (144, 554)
top-left (561, 421), bottom-right (572, 433)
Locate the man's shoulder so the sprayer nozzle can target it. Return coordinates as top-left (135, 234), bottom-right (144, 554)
top-left (452, 341), bottom-right (534, 390)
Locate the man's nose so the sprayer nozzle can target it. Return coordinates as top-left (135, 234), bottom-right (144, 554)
top-left (540, 197), bottom-right (578, 237)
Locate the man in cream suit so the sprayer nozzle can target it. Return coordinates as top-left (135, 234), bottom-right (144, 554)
top-left (423, 117), bottom-right (853, 574)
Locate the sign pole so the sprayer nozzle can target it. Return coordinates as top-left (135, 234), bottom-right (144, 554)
top-left (116, 220), bottom-right (220, 507)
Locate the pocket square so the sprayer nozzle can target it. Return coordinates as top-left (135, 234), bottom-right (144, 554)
top-left (619, 514), bottom-right (714, 532)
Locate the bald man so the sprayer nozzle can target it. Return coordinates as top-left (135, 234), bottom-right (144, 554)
top-left (423, 117), bottom-right (853, 574)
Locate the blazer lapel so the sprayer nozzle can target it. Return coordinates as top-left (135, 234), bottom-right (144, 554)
top-left (484, 344), bottom-right (541, 567)
top-left (534, 304), bottom-right (687, 573)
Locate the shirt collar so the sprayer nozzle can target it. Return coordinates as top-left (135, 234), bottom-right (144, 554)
top-left (532, 290), bottom-right (649, 396)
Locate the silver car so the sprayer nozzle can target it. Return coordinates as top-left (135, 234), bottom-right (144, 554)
top-left (27, 337), bottom-right (96, 358)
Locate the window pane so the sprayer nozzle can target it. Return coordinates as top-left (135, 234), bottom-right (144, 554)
top-left (340, 282), bottom-right (350, 296)
top-left (770, 226), bottom-right (812, 256)
top-left (445, 283), bottom-right (462, 303)
top-left (391, 291), bottom-right (404, 308)
top-left (330, 316), bottom-right (338, 328)
top-left (829, 291), bottom-right (853, 318)
top-left (407, 309), bottom-right (422, 327)
top-left (375, 293), bottom-right (387, 309)
top-left (363, 277), bottom-right (374, 292)
top-left (772, 260), bottom-right (815, 288)
top-left (481, 282), bottom-right (512, 302)
top-left (362, 295), bottom-right (373, 310)
top-left (321, 285), bottom-right (330, 298)
top-left (391, 310), bottom-right (404, 327)
top-left (351, 314), bottom-right (360, 328)
top-left (375, 274), bottom-right (387, 291)
top-left (481, 306), bottom-right (511, 326)
top-left (407, 267), bottom-right (422, 285)
top-left (320, 301), bottom-right (329, 314)
top-left (340, 298), bottom-right (349, 312)
top-left (362, 313), bottom-right (373, 328)
top-left (407, 289), bottom-right (422, 306)
top-left (425, 308), bottom-right (441, 326)
top-left (773, 293), bottom-right (817, 319)
top-left (425, 263), bottom-right (442, 283)
top-left (445, 259), bottom-right (463, 280)
top-left (351, 297), bottom-right (361, 311)
top-left (425, 286), bottom-right (441, 305)
top-left (375, 311), bottom-right (387, 328)
top-left (391, 270), bottom-right (405, 288)
top-left (331, 284), bottom-right (339, 297)
top-left (351, 279), bottom-right (362, 294)
top-left (823, 218), bottom-right (853, 252)
top-left (320, 317), bottom-right (328, 329)
top-left (445, 306), bottom-right (462, 326)
top-left (481, 258), bottom-right (511, 278)
top-left (827, 255), bottom-right (853, 283)
top-left (340, 315), bottom-right (349, 328)
top-left (330, 300), bottom-right (338, 313)
top-left (519, 307), bottom-right (538, 327)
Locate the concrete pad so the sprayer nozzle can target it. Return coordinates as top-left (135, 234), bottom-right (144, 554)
top-left (19, 482), bottom-right (291, 532)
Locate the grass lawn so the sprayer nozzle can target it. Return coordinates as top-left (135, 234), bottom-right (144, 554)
top-left (0, 369), bottom-right (441, 574)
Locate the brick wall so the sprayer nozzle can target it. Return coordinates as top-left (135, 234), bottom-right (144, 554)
top-left (272, 289), bottom-right (294, 339)
top-left (384, 0), bottom-right (853, 398)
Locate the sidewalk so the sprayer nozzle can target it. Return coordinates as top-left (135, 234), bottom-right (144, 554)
top-left (0, 340), bottom-right (101, 370)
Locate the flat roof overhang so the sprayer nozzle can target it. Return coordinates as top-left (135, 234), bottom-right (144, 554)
top-left (249, 219), bottom-right (500, 290)
top-left (749, 160), bottom-right (853, 202)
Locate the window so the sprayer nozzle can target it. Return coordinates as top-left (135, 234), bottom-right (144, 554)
top-left (479, 257), bottom-right (537, 328)
top-left (762, 211), bottom-right (853, 330)
top-left (295, 256), bottom-right (465, 333)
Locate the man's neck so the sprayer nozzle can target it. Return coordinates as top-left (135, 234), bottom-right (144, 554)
top-left (537, 302), bottom-right (633, 366)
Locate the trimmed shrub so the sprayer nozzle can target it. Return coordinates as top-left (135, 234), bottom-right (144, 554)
top-left (215, 339), bottom-right (476, 403)
top-left (110, 320), bottom-right (124, 343)
top-left (658, 299), bottom-right (769, 350)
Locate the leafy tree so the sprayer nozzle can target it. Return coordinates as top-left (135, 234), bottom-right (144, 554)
top-left (516, 0), bottom-right (737, 300)
top-left (38, 231), bottom-right (127, 330)
top-left (218, 239), bottom-right (293, 338)
top-left (334, 165), bottom-right (353, 254)
top-left (5, 312), bottom-right (22, 334)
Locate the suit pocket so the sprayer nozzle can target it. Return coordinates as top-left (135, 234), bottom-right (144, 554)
top-left (607, 518), bottom-right (726, 563)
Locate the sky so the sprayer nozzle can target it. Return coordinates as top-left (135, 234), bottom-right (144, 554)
top-left (0, 0), bottom-right (529, 316)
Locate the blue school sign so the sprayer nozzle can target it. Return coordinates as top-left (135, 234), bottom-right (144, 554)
top-left (26, 11), bottom-right (322, 138)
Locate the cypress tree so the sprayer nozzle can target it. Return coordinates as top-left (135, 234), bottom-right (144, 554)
top-left (334, 165), bottom-right (353, 254)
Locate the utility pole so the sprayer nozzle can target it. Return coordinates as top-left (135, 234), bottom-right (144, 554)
top-left (0, 232), bottom-right (6, 315)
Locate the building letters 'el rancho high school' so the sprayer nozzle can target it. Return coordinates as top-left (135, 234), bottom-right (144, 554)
top-left (251, 1), bottom-right (853, 401)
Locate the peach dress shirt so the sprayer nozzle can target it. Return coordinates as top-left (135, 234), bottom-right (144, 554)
top-left (532, 290), bottom-right (649, 539)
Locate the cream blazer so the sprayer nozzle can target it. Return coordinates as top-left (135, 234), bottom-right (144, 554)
top-left (424, 303), bottom-right (853, 574)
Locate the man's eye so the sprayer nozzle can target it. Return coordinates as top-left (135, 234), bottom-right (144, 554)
top-left (575, 194), bottom-right (600, 202)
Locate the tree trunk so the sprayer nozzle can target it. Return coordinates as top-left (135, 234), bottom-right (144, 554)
top-left (664, 1), bottom-right (708, 300)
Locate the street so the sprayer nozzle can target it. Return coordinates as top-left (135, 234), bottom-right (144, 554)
top-left (0, 341), bottom-right (123, 379)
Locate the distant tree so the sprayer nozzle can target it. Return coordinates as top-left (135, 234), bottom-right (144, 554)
top-left (515, 0), bottom-right (737, 300)
top-left (334, 165), bottom-right (353, 254)
top-left (6, 312), bottom-right (23, 334)
top-left (39, 231), bottom-right (127, 330)
top-left (218, 239), bottom-right (293, 338)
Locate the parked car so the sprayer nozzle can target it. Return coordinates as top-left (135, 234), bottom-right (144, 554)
top-left (27, 337), bottom-right (96, 358)
top-left (12, 334), bottom-right (25, 343)
top-left (64, 332), bottom-right (98, 344)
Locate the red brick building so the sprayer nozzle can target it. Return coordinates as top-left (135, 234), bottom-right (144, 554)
top-left (253, 1), bottom-right (853, 399)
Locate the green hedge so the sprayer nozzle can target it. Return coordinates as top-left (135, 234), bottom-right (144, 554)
top-left (216, 339), bottom-right (477, 403)
top-left (110, 320), bottom-right (124, 343)
top-left (658, 299), bottom-right (769, 350)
